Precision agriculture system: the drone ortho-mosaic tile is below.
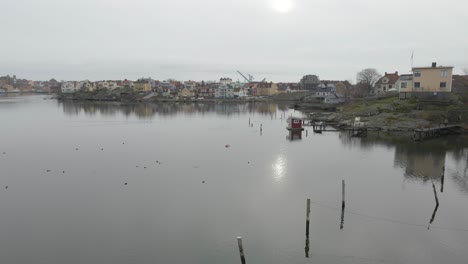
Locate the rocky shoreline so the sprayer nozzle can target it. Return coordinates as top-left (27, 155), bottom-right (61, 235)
top-left (296, 95), bottom-right (468, 132)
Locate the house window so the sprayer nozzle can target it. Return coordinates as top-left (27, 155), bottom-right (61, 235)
top-left (401, 82), bottom-right (407, 88)
top-left (440, 82), bottom-right (447, 88)
top-left (441, 70), bottom-right (448, 77)
top-left (414, 82), bottom-right (421, 88)
top-left (293, 120), bottom-right (300, 124)
top-left (414, 71), bottom-right (421, 77)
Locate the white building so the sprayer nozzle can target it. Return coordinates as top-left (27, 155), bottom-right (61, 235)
top-left (215, 85), bottom-right (234, 98)
top-left (61, 81), bottom-right (79, 93)
top-left (315, 83), bottom-right (336, 98)
top-left (184, 81), bottom-right (198, 91)
top-left (220, 78), bottom-right (232, 85)
top-left (239, 88), bottom-right (249, 98)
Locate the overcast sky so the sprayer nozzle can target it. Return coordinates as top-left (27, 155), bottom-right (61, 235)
top-left (1, 0), bottom-right (467, 82)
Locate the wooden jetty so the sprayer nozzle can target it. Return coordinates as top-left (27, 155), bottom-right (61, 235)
top-left (413, 125), bottom-right (464, 141)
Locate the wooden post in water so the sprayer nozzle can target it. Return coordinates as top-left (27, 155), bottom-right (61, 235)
top-left (248, 117), bottom-right (250, 127)
top-left (340, 180), bottom-right (345, 230)
top-left (237, 237), bottom-right (246, 264)
top-left (306, 130), bottom-right (308, 137)
top-left (342, 180), bottom-right (345, 208)
top-left (306, 198), bottom-right (311, 236)
top-left (441, 165), bottom-right (445, 193)
top-left (305, 198), bottom-right (311, 258)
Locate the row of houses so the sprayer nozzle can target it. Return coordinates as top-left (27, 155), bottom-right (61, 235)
top-left (373, 62), bottom-right (468, 99)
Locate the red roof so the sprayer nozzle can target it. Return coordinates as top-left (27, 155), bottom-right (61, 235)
top-left (376, 72), bottom-right (399, 85)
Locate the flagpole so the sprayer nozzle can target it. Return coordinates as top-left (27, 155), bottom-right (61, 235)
top-left (411, 51), bottom-right (414, 70)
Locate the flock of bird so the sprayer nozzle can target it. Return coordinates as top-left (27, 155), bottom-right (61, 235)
top-left (0, 141), bottom-right (243, 189)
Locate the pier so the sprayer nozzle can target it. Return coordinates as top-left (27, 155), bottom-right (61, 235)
top-left (413, 125), bottom-right (464, 141)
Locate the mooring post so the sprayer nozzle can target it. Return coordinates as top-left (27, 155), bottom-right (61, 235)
top-left (248, 117), bottom-right (250, 127)
top-left (342, 180), bottom-right (345, 209)
top-left (340, 180), bottom-right (345, 230)
top-left (306, 130), bottom-right (308, 137)
top-left (237, 237), bottom-right (246, 264)
top-left (441, 165), bottom-right (445, 193)
top-left (305, 198), bottom-right (311, 258)
top-left (306, 198), bottom-right (311, 236)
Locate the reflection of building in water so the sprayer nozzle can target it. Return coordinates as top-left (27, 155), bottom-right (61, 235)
top-left (394, 144), bottom-right (445, 181)
top-left (286, 130), bottom-right (302, 141)
top-left (449, 149), bottom-right (468, 193)
top-left (61, 101), bottom-right (284, 119)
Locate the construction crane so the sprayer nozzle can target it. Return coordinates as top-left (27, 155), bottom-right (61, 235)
top-left (237, 71), bottom-right (254, 83)
top-left (237, 71), bottom-right (267, 83)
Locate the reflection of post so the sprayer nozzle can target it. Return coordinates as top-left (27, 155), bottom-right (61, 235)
top-left (428, 203), bottom-right (439, 229)
top-left (340, 180), bottom-right (345, 230)
top-left (248, 117), bottom-right (250, 127)
top-left (237, 237), bottom-right (246, 264)
top-left (305, 198), bottom-right (311, 258)
top-left (428, 182), bottom-right (440, 229)
top-left (441, 165), bottom-right (445, 193)
top-left (432, 182), bottom-right (439, 206)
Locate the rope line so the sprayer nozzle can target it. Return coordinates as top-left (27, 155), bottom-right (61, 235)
top-left (308, 200), bottom-right (468, 233)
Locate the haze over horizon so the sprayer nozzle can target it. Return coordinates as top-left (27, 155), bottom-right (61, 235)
top-left (1, 0), bottom-right (467, 82)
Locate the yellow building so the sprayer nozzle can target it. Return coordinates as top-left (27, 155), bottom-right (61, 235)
top-left (400, 62), bottom-right (453, 99)
top-left (256, 82), bottom-right (278, 96)
top-left (178, 87), bottom-right (194, 98)
top-left (133, 82), bottom-right (151, 92)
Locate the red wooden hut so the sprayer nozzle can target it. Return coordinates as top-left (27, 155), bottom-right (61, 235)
top-left (287, 117), bottom-right (304, 131)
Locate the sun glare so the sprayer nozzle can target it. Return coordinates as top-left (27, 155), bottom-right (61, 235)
top-left (271, 0), bottom-right (294, 13)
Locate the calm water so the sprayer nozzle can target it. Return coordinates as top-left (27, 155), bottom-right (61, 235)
top-left (1, 95), bottom-right (468, 264)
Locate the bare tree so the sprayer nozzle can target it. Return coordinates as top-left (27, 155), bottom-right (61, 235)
top-left (463, 68), bottom-right (468, 75)
top-left (356, 68), bottom-right (382, 96)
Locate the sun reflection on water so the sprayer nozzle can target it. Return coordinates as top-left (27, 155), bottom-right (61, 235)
top-left (273, 155), bottom-right (287, 182)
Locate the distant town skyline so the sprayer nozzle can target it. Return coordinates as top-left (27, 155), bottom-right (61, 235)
top-left (1, 0), bottom-right (467, 82)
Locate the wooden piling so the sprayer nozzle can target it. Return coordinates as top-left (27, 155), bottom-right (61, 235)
top-left (305, 198), bottom-right (311, 258)
top-left (441, 165), bottom-right (445, 193)
top-left (306, 198), bottom-right (311, 236)
top-left (237, 237), bottom-right (246, 264)
top-left (340, 180), bottom-right (345, 230)
top-left (306, 130), bottom-right (308, 137)
top-left (342, 180), bottom-right (345, 208)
